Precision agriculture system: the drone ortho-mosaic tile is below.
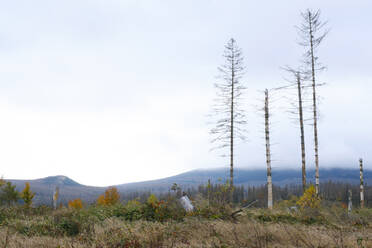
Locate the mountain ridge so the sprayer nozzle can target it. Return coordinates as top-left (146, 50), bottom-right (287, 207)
top-left (5, 167), bottom-right (371, 205)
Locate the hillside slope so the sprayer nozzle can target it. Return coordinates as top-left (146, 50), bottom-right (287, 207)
top-left (10, 176), bottom-right (105, 206)
top-left (116, 167), bottom-right (372, 191)
top-left (7, 168), bottom-right (371, 205)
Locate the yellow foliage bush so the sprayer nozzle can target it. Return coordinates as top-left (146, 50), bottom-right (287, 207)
top-left (147, 194), bottom-right (158, 208)
top-left (97, 187), bottom-right (120, 206)
top-left (296, 185), bottom-right (321, 209)
top-left (68, 198), bottom-right (83, 210)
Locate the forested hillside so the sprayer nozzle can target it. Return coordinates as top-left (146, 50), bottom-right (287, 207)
top-left (5, 168), bottom-right (371, 206)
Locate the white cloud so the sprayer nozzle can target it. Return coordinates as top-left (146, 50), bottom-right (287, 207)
top-left (0, 0), bottom-right (371, 185)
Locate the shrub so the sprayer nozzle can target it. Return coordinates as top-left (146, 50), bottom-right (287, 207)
top-left (123, 200), bottom-right (143, 221)
top-left (143, 194), bottom-right (160, 221)
top-left (58, 217), bottom-right (80, 236)
top-left (193, 194), bottom-right (233, 220)
top-left (275, 195), bottom-right (299, 210)
top-left (296, 185), bottom-right (320, 209)
top-left (0, 207), bottom-right (18, 224)
top-left (113, 197), bottom-right (185, 222)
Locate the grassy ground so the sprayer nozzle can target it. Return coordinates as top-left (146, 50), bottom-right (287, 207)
top-left (0, 205), bottom-right (371, 248)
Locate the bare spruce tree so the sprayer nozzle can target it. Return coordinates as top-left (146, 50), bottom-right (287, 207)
top-left (283, 68), bottom-right (308, 193)
top-left (296, 72), bottom-right (307, 193)
top-left (298, 9), bottom-right (328, 195)
top-left (210, 38), bottom-right (246, 199)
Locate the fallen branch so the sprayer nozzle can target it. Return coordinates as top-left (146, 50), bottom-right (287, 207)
top-left (231, 200), bottom-right (258, 219)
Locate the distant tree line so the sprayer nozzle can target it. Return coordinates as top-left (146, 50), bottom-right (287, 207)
top-left (181, 182), bottom-right (372, 208)
top-left (115, 182), bottom-right (372, 209)
top-left (0, 178), bottom-right (370, 210)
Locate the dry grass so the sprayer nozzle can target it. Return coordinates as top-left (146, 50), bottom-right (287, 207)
top-left (0, 215), bottom-right (370, 248)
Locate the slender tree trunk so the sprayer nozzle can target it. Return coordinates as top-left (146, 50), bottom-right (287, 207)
top-left (229, 44), bottom-right (235, 202)
top-left (264, 89), bottom-right (273, 209)
top-left (296, 73), bottom-right (307, 193)
top-left (207, 179), bottom-right (212, 207)
top-left (359, 158), bottom-right (364, 208)
top-left (348, 189), bottom-right (352, 213)
top-left (308, 12), bottom-right (320, 196)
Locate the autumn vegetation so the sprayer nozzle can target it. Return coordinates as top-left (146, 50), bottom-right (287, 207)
top-left (68, 199), bottom-right (83, 210)
top-left (0, 182), bottom-right (370, 247)
top-left (20, 182), bottom-right (35, 209)
top-left (97, 187), bottom-right (120, 206)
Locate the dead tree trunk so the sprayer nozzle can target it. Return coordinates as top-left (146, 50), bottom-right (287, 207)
top-left (360, 158), bottom-right (364, 208)
top-left (348, 189), bottom-right (352, 213)
top-left (296, 73), bottom-right (307, 193)
top-left (264, 89), bottom-right (273, 209)
top-left (230, 57), bottom-right (235, 202)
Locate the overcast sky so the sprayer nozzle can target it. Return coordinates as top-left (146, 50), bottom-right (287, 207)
top-left (0, 0), bottom-right (371, 186)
